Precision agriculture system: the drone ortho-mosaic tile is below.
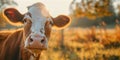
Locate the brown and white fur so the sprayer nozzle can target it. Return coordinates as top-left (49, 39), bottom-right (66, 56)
top-left (0, 2), bottom-right (70, 60)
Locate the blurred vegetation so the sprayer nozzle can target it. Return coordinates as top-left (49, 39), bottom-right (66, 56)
top-left (69, 0), bottom-right (120, 27)
top-left (40, 24), bottom-right (120, 60)
top-left (0, 0), bottom-right (120, 60)
top-left (70, 0), bottom-right (113, 19)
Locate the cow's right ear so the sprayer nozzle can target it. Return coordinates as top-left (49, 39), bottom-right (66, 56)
top-left (4, 8), bottom-right (24, 24)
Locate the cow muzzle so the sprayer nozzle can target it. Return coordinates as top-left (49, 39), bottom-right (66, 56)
top-left (25, 33), bottom-right (48, 53)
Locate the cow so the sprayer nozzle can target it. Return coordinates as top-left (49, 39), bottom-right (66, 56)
top-left (0, 2), bottom-right (71, 60)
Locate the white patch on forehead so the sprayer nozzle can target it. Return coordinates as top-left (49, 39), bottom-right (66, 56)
top-left (31, 19), bottom-right (46, 33)
top-left (26, 2), bottom-right (52, 34)
top-left (28, 2), bottom-right (50, 18)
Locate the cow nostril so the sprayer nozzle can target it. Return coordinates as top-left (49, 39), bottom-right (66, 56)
top-left (41, 39), bottom-right (45, 43)
top-left (30, 38), bottom-right (33, 42)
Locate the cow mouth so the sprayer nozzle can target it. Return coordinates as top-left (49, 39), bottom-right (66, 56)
top-left (27, 47), bottom-right (47, 54)
top-left (28, 48), bottom-right (47, 50)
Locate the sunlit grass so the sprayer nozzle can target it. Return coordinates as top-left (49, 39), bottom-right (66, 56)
top-left (41, 27), bottom-right (120, 60)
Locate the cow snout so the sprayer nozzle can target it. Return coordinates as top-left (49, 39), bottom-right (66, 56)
top-left (29, 35), bottom-right (46, 45)
top-left (26, 34), bottom-right (47, 50)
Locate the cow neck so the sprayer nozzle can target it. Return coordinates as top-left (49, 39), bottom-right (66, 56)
top-left (0, 29), bottom-right (23, 60)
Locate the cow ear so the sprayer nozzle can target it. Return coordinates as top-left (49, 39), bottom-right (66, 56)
top-left (52, 15), bottom-right (71, 28)
top-left (4, 8), bottom-right (24, 23)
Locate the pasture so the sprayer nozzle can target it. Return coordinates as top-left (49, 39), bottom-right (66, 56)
top-left (0, 0), bottom-right (120, 60)
top-left (40, 27), bottom-right (120, 60)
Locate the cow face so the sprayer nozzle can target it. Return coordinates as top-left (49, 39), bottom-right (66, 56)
top-left (3, 2), bottom-right (70, 54)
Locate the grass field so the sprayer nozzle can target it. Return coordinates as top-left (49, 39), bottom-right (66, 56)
top-left (40, 27), bottom-right (120, 60)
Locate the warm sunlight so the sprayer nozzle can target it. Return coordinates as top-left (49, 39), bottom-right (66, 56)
top-left (1, 0), bottom-right (120, 60)
top-left (14, 0), bottom-right (72, 17)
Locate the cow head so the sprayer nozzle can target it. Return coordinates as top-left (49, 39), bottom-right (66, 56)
top-left (3, 2), bottom-right (70, 54)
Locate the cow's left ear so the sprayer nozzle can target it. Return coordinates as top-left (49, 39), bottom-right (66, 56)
top-left (52, 15), bottom-right (71, 27)
top-left (4, 8), bottom-right (24, 23)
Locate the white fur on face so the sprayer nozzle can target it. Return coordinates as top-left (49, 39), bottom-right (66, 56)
top-left (27, 3), bottom-right (52, 36)
top-left (29, 5), bottom-right (47, 33)
top-left (24, 3), bottom-right (52, 50)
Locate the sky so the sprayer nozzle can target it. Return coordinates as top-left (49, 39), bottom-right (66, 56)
top-left (13, 0), bottom-right (120, 17)
top-left (113, 0), bottom-right (120, 14)
top-left (14, 0), bottom-right (72, 17)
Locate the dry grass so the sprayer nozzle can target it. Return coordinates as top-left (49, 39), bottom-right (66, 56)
top-left (40, 26), bottom-right (120, 60)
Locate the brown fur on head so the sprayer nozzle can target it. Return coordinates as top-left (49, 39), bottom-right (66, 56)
top-left (0, 2), bottom-right (71, 60)
top-left (3, 2), bottom-right (71, 55)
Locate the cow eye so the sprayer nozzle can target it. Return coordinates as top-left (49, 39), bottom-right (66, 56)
top-left (40, 30), bottom-right (43, 33)
top-left (23, 19), bottom-right (27, 23)
top-left (40, 28), bottom-right (44, 33)
top-left (23, 18), bottom-right (32, 24)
